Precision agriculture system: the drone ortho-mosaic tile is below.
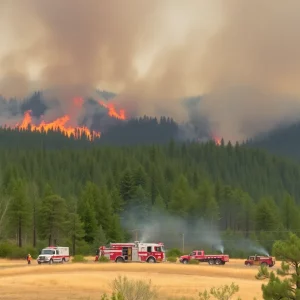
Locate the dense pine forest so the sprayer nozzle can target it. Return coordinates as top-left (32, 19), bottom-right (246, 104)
top-left (0, 128), bottom-right (300, 259)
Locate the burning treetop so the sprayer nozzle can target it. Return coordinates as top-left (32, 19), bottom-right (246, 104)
top-left (5, 97), bottom-right (128, 141)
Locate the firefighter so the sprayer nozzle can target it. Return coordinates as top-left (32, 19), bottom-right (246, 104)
top-left (95, 249), bottom-right (100, 262)
top-left (26, 253), bottom-right (32, 265)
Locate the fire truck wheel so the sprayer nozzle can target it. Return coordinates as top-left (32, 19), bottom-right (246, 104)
top-left (215, 259), bottom-right (222, 265)
top-left (208, 259), bottom-right (215, 265)
top-left (245, 262), bottom-right (251, 266)
top-left (182, 259), bottom-right (188, 264)
top-left (116, 257), bottom-right (125, 263)
top-left (147, 257), bottom-right (156, 263)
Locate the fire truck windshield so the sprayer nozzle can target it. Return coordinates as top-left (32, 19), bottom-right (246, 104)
top-left (155, 246), bottom-right (164, 252)
top-left (41, 249), bottom-right (55, 255)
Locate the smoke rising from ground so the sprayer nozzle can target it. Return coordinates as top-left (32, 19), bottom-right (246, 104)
top-left (1, 1), bottom-right (300, 141)
top-left (120, 208), bottom-right (272, 258)
top-left (224, 237), bottom-right (270, 257)
top-left (120, 209), bottom-right (223, 251)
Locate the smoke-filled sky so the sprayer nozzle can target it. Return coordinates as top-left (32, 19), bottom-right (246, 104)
top-left (1, 0), bottom-right (300, 141)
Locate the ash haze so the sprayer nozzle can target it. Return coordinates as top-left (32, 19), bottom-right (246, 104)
top-left (1, 0), bottom-right (300, 141)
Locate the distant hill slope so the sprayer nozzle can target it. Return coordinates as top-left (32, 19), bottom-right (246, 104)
top-left (246, 122), bottom-right (300, 160)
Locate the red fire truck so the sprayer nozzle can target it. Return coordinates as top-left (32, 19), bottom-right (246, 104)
top-left (244, 254), bottom-right (275, 267)
top-left (95, 241), bottom-right (165, 263)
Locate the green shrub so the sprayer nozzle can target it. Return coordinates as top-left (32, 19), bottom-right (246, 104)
top-left (110, 275), bottom-right (158, 300)
top-left (98, 255), bottom-right (110, 263)
top-left (100, 292), bottom-right (125, 300)
top-left (0, 242), bottom-right (38, 259)
top-left (189, 259), bottom-right (199, 265)
top-left (199, 282), bottom-right (241, 300)
top-left (72, 255), bottom-right (88, 263)
top-left (166, 248), bottom-right (182, 258)
top-left (0, 242), bottom-right (12, 258)
top-left (167, 256), bottom-right (177, 263)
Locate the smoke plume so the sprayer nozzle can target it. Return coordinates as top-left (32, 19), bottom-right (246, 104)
top-left (120, 209), bottom-right (223, 252)
top-left (1, 0), bottom-right (300, 141)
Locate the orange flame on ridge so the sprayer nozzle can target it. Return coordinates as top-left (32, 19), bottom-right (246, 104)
top-left (212, 134), bottom-right (221, 145)
top-left (14, 110), bottom-right (101, 141)
top-left (98, 101), bottom-right (126, 120)
top-left (4, 97), bottom-right (128, 141)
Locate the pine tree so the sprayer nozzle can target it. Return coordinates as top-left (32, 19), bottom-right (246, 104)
top-left (80, 200), bottom-right (98, 244)
top-left (168, 175), bottom-right (193, 217)
top-left (110, 187), bottom-right (124, 214)
top-left (133, 166), bottom-right (147, 188)
top-left (153, 194), bottom-right (166, 212)
top-left (119, 170), bottom-right (136, 202)
top-left (39, 194), bottom-right (68, 246)
top-left (108, 214), bottom-right (124, 242)
top-left (9, 178), bottom-right (30, 247)
top-left (98, 186), bottom-right (114, 232)
top-left (255, 197), bottom-right (280, 232)
top-left (27, 181), bottom-right (39, 248)
top-left (93, 225), bottom-right (107, 249)
top-left (256, 233), bottom-right (300, 299)
top-left (281, 193), bottom-right (300, 231)
top-left (66, 212), bottom-right (85, 255)
top-left (205, 195), bottom-right (220, 228)
top-left (79, 181), bottom-right (101, 225)
top-left (0, 194), bottom-right (11, 237)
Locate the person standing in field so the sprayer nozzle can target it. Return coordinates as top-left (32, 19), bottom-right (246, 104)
top-left (26, 253), bottom-right (32, 265)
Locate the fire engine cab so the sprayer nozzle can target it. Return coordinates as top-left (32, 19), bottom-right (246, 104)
top-left (95, 241), bottom-right (165, 263)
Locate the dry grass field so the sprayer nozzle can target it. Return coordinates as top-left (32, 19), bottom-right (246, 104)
top-left (0, 258), bottom-right (272, 300)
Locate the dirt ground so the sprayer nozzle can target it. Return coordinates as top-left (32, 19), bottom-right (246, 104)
top-left (0, 258), bottom-right (271, 300)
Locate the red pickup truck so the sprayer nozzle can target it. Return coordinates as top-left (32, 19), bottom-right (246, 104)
top-left (179, 250), bottom-right (229, 265)
top-left (244, 255), bottom-right (275, 267)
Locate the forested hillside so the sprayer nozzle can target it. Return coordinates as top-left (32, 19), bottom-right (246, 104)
top-left (0, 92), bottom-right (209, 145)
top-left (0, 130), bottom-right (300, 258)
top-left (248, 122), bottom-right (300, 161)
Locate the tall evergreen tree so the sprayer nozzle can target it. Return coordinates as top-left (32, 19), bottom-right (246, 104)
top-left (9, 178), bottom-right (29, 247)
top-left (66, 212), bottom-right (85, 255)
top-left (119, 170), bottom-right (136, 202)
top-left (39, 194), bottom-right (68, 246)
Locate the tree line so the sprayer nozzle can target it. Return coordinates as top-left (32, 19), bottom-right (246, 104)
top-left (0, 130), bottom-right (300, 257)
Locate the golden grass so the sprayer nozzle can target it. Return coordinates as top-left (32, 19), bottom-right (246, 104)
top-left (0, 258), bottom-right (271, 300)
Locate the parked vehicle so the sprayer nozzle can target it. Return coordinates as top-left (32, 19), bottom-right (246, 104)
top-left (179, 250), bottom-right (229, 265)
top-left (244, 254), bottom-right (275, 267)
top-left (37, 246), bottom-right (70, 264)
top-left (95, 241), bottom-right (165, 263)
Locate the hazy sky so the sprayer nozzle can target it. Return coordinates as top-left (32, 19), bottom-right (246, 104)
top-left (1, 0), bottom-right (300, 141)
top-left (0, 0), bottom-right (222, 94)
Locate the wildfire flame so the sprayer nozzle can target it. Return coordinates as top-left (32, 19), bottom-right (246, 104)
top-left (2, 97), bottom-right (127, 141)
top-left (13, 110), bottom-right (101, 141)
top-left (98, 101), bottom-right (126, 120)
top-left (212, 134), bottom-right (221, 146)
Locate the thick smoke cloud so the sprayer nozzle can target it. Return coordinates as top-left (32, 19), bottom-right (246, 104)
top-left (1, 0), bottom-right (300, 141)
top-left (196, 0), bottom-right (300, 141)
